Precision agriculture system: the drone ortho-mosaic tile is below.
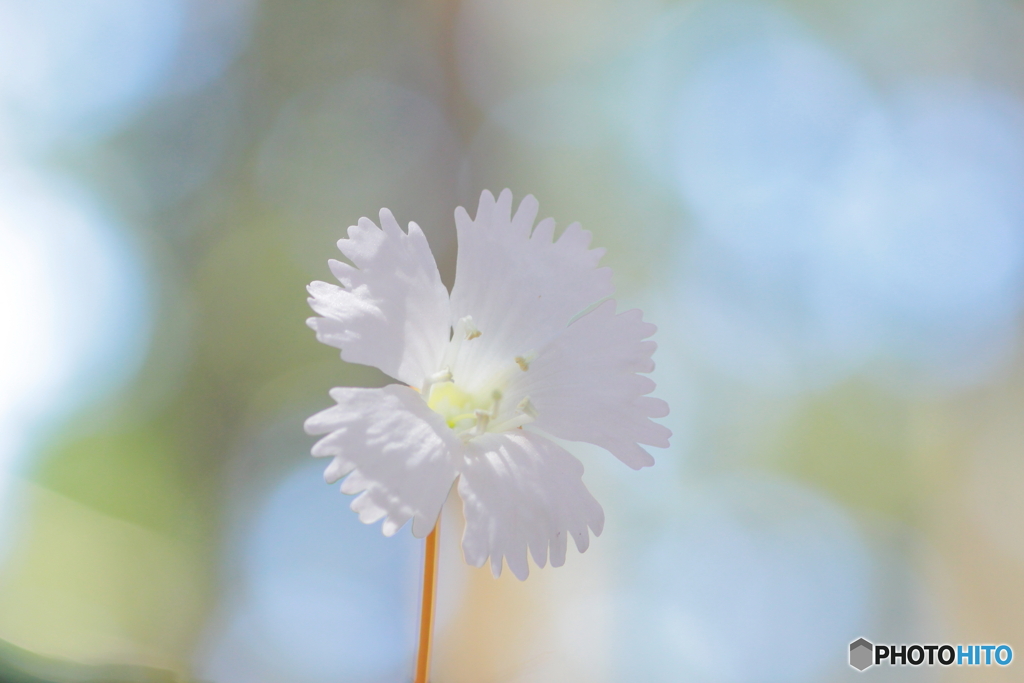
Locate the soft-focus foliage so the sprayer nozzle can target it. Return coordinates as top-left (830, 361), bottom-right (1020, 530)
top-left (1, 0), bottom-right (1023, 681)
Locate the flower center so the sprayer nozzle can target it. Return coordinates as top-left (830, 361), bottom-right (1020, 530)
top-left (420, 315), bottom-right (539, 440)
top-left (427, 381), bottom-right (492, 430)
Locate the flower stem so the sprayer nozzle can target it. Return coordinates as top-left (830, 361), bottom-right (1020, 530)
top-left (414, 519), bottom-right (441, 683)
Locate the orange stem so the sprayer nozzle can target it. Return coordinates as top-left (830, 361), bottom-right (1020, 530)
top-left (414, 519), bottom-right (441, 683)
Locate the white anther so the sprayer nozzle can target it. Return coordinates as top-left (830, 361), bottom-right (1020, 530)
top-left (431, 368), bottom-right (453, 383)
top-left (421, 367), bottom-right (452, 399)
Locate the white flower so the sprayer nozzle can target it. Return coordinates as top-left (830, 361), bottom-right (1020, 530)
top-left (304, 190), bottom-right (670, 579)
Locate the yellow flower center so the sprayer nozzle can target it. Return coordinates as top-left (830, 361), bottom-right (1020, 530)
top-left (427, 381), bottom-right (491, 430)
top-left (419, 315), bottom-right (538, 439)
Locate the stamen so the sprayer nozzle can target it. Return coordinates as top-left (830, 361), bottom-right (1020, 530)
top-left (517, 397), bottom-right (537, 418)
top-left (453, 315), bottom-right (481, 341)
top-left (490, 415), bottom-right (533, 431)
top-left (472, 409), bottom-right (490, 437)
top-left (441, 316), bottom-right (482, 370)
top-left (514, 356), bottom-right (529, 371)
top-left (490, 389), bottom-right (502, 419)
top-left (490, 396), bottom-right (538, 432)
top-left (421, 367), bottom-right (452, 399)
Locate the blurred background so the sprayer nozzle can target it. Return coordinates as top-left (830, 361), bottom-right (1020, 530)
top-left (1, 0), bottom-right (1023, 681)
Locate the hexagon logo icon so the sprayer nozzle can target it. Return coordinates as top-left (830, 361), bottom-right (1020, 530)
top-left (850, 638), bottom-right (874, 671)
